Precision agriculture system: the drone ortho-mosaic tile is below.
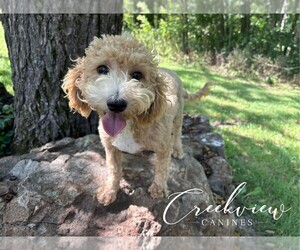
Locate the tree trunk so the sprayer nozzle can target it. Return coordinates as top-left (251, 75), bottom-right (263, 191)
top-left (218, 14), bottom-right (225, 50)
top-left (241, 15), bottom-right (250, 35)
top-left (145, 0), bottom-right (155, 27)
top-left (240, 1), bottom-right (251, 45)
top-left (291, 14), bottom-right (299, 41)
top-left (270, 14), bottom-right (279, 28)
top-left (288, 14), bottom-right (300, 57)
top-left (181, 14), bottom-right (189, 55)
top-left (0, 14), bottom-right (122, 154)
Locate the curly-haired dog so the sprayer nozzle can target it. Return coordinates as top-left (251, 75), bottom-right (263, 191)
top-left (62, 34), bottom-right (210, 205)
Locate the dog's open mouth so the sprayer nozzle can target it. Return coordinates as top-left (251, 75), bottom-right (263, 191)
top-left (102, 112), bottom-right (127, 137)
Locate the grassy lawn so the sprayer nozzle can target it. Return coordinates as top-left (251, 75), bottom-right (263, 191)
top-left (161, 61), bottom-right (300, 236)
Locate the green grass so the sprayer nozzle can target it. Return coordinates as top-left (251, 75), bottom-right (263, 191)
top-left (0, 22), bottom-right (12, 94)
top-left (161, 61), bottom-right (300, 236)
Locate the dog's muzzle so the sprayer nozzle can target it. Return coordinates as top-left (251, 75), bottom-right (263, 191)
top-left (107, 97), bottom-right (127, 113)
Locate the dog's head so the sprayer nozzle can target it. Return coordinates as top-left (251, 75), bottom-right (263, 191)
top-left (62, 34), bottom-right (167, 137)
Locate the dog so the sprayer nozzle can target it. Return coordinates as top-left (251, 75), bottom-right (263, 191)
top-left (62, 34), bottom-right (210, 205)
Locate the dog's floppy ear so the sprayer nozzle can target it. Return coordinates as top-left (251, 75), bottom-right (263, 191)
top-left (138, 74), bottom-right (167, 125)
top-left (62, 59), bottom-right (91, 118)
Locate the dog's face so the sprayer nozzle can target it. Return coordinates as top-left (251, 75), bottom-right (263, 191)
top-left (62, 34), bottom-right (167, 137)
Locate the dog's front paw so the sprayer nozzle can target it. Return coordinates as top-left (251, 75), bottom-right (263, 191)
top-left (97, 188), bottom-right (118, 206)
top-left (172, 149), bottom-right (184, 159)
top-left (148, 182), bottom-right (169, 198)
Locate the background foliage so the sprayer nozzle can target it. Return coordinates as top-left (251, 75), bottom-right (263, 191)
top-left (0, 102), bottom-right (13, 157)
top-left (124, 13), bottom-right (299, 83)
top-left (0, 23), bottom-right (11, 93)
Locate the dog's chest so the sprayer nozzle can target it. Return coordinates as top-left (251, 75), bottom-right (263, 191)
top-left (112, 125), bottom-right (142, 154)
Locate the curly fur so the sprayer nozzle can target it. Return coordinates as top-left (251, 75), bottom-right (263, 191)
top-left (62, 34), bottom-right (210, 205)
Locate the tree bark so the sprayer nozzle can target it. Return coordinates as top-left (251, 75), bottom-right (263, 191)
top-left (145, 0), bottom-right (155, 27)
top-left (181, 14), bottom-right (189, 55)
top-left (0, 14), bottom-right (122, 154)
top-left (291, 14), bottom-right (299, 41)
top-left (218, 14), bottom-right (225, 50)
top-left (288, 14), bottom-right (299, 57)
top-left (240, 1), bottom-right (251, 45)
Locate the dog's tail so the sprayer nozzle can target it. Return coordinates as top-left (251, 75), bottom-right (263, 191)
top-left (183, 82), bottom-right (212, 101)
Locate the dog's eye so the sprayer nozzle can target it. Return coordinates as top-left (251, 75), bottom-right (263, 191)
top-left (131, 71), bottom-right (143, 80)
top-left (97, 65), bottom-right (109, 75)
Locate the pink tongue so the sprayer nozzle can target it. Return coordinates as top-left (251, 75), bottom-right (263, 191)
top-left (102, 112), bottom-right (127, 137)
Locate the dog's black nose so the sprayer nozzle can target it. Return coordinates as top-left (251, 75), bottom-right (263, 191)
top-left (107, 97), bottom-right (127, 113)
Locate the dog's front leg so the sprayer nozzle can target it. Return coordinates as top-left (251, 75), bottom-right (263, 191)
top-left (97, 143), bottom-right (123, 205)
top-left (148, 149), bottom-right (171, 198)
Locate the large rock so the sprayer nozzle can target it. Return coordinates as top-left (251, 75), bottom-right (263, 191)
top-left (0, 115), bottom-right (235, 236)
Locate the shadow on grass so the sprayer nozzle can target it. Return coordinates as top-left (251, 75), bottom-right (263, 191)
top-left (214, 80), bottom-right (299, 106)
top-left (185, 98), bottom-right (299, 141)
top-left (175, 68), bottom-right (229, 84)
top-left (173, 67), bottom-right (299, 108)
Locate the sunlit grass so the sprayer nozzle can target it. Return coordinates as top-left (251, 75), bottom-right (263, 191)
top-left (161, 60), bottom-right (300, 236)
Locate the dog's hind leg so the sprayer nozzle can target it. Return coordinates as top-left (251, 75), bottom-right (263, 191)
top-left (171, 104), bottom-right (184, 160)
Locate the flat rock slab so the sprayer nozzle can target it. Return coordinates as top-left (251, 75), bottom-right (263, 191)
top-left (0, 115), bottom-right (235, 236)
